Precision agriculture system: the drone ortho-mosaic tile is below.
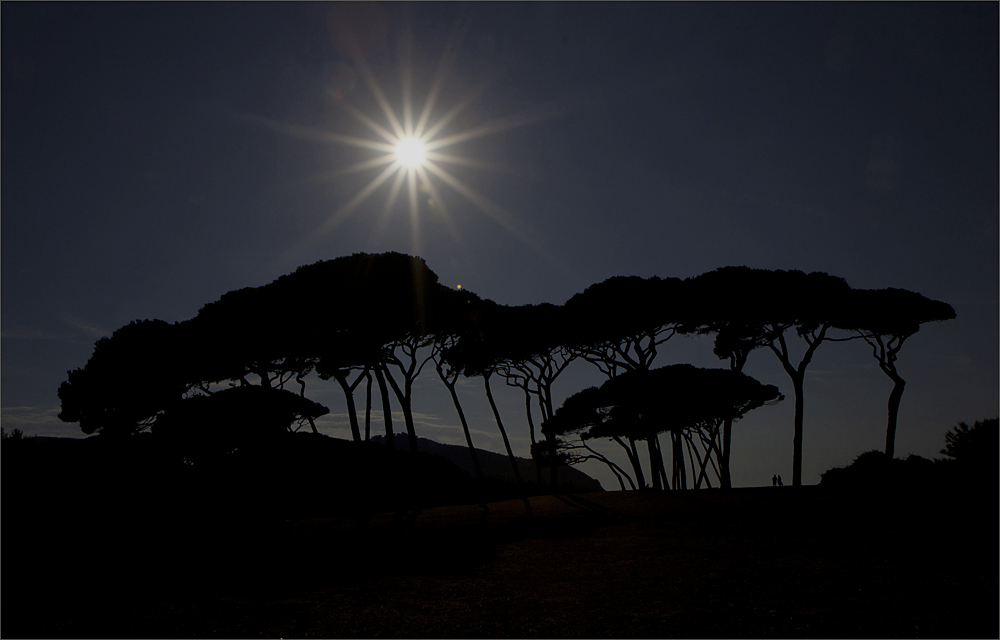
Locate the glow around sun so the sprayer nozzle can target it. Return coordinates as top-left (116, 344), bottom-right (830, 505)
top-left (250, 34), bottom-right (560, 262)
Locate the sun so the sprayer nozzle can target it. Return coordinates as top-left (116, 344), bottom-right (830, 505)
top-left (246, 33), bottom-right (563, 267)
top-left (395, 137), bottom-right (426, 169)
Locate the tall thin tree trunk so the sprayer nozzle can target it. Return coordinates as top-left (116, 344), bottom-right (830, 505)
top-left (720, 417), bottom-right (733, 489)
top-left (792, 373), bottom-right (805, 487)
top-left (542, 389), bottom-right (558, 492)
top-left (647, 437), bottom-right (662, 490)
top-left (372, 366), bottom-right (394, 451)
top-left (884, 375), bottom-right (905, 460)
top-left (614, 436), bottom-right (645, 489)
top-left (381, 365), bottom-right (419, 453)
top-left (442, 374), bottom-right (483, 479)
top-left (628, 437), bottom-right (646, 489)
top-left (770, 325), bottom-right (828, 488)
top-left (364, 371), bottom-right (372, 441)
top-left (401, 395), bottom-right (419, 453)
top-left (484, 374), bottom-right (522, 487)
top-left (673, 432), bottom-right (688, 490)
top-left (547, 432), bottom-right (559, 492)
top-left (333, 372), bottom-right (362, 442)
top-left (523, 389), bottom-right (542, 485)
top-left (654, 435), bottom-right (670, 489)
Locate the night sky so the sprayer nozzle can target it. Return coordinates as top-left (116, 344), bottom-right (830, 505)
top-left (3, 2), bottom-right (997, 488)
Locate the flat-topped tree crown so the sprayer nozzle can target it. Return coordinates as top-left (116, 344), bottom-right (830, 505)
top-left (835, 288), bottom-right (956, 337)
top-left (679, 266), bottom-right (853, 487)
top-left (57, 319), bottom-right (188, 437)
top-left (834, 287), bottom-right (956, 459)
top-left (542, 364), bottom-right (782, 489)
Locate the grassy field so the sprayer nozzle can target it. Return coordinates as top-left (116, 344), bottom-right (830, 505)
top-left (4, 486), bottom-right (997, 638)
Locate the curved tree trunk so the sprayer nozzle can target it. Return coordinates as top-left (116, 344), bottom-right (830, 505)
top-left (372, 366), bottom-right (395, 451)
top-left (522, 388), bottom-right (543, 485)
top-left (654, 435), bottom-right (670, 490)
top-left (769, 325), bottom-right (829, 488)
top-left (440, 370), bottom-right (483, 479)
top-left (647, 437), bottom-right (662, 490)
top-left (582, 441), bottom-right (635, 490)
top-left (381, 364), bottom-right (419, 453)
top-left (613, 436), bottom-right (645, 489)
top-left (332, 371), bottom-right (362, 442)
top-left (884, 374), bottom-right (906, 460)
top-left (296, 373), bottom-right (319, 434)
top-left (484, 374), bottom-right (522, 487)
top-left (401, 395), bottom-right (418, 453)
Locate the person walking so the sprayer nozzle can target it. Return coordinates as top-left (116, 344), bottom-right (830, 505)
top-left (772, 474), bottom-right (778, 486)
top-left (777, 475), bottom-right (783, 487)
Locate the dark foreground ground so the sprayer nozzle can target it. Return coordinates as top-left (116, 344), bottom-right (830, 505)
top-left (3, 485), bottom-right (997, 638)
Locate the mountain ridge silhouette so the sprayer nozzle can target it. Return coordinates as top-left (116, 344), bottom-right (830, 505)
top-left (371, 433), bottom-right (605, 492)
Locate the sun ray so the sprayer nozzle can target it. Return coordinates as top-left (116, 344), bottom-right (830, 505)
top-left (424, 103), bottom-right (560, 151)
top-left (339, 101), bottom-right (401, 146)
top-left (400, 30), bottom-right (415, 138)
top-left (368, 169), bottom-right (408, 246)
top-left (263, 33), bottom-right (575, 278)
top-left (422, 159), bottom-right (574, 277)
top-left (416, 165), bottom-right (465, 246)
top-left (239, 113), bottom-right (396, 153)
top-left (302, 155), bottom-right (396, 185)
top-left (406, 168), bottom-right (421, 254)
top-left (417, 82), bottom-right (490, 143)
top-left (316, 161), bottom-right (400, 235)
top-left (422, 160), bottom-right (517, 231)
top-left (424, 151), bottom-right (500, 171)
top-left (352, 55), bottom-right (406, 140)
top-left (415, 166), bottom-right (450, 219)
top-left (414, 22), bottom-right (468, 139)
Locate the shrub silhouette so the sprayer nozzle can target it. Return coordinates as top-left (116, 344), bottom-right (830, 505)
top-left (821, 450), bottom-right (940, 491)
top-left (152, 386), bottom-right (329, 463)
top-left (938, 417), bottom-right (999, 489)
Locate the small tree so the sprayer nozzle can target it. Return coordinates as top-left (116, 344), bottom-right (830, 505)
top-left (152, 385), bottom-right (329, 462)
top-left (58, 319), bottom-right (188, 437)
top-left (940, 418), bottom-right (999, 469)
top-left (681, 267), bottom-right (851, 487)
top-left (564, 276), bottom-right (689, 489)
top-left (544, 365), bottom-right (782, 489)
top-left (838, 288), bottom-right (955, 459)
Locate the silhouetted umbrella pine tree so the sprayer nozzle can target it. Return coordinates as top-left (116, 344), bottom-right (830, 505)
top-left (682, 268), bottom-right (785, 488)
top-left (545, 365), bottom-right (781, 489)
top-left (433, 337), bottom-right (483, 479)
top-left (684, 267), bottom-right (851, 487)
top-left (152, 385), bottom-right (329, 462)
top-left (563, 276), bottom-right (690, 489)
top-left (315, 336), bottom-right (383, 442)
top-left (443, 332), bottom-right (526, 488)
top-left (537, 386), bottom-right (638, 490)
top-left (58, 319), bottom-right (188, 437)
top-left (494, 303), bottom-right (579, 490)
top-left (838, 288), bottom-right (956, 459)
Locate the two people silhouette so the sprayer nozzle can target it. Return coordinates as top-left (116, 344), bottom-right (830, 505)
top-left (771, 474), bottom-right (783, 487)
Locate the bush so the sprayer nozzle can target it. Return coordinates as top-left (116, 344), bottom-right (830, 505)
top-left (820, 450), bottom-right (939, 490)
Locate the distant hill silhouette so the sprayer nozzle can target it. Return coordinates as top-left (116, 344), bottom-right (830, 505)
top-left (371, 434), bottom-right (604, 493)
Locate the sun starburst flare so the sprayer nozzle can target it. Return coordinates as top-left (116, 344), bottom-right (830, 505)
top-left (241, 27), bottom-right (567, 273)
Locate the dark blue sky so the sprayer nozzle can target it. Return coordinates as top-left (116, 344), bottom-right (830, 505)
top-left (3, 2), bottom-right (996, 487)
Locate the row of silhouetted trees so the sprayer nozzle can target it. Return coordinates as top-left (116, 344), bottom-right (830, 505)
top-left (58, 252), bottom-right (955, 489)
